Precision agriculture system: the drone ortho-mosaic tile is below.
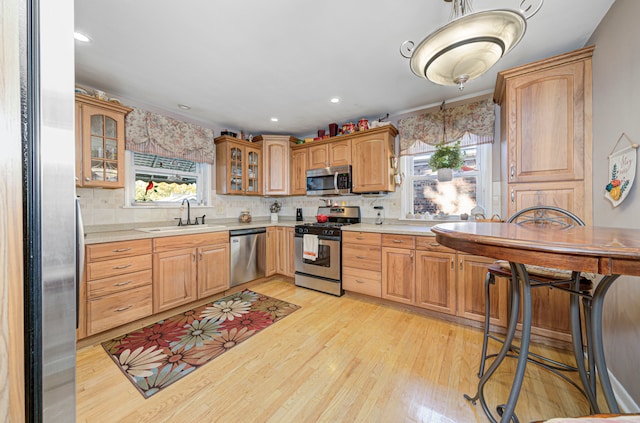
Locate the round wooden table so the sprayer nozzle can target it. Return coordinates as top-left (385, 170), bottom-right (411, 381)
top-left (431, 222), bottom-right (640, 422)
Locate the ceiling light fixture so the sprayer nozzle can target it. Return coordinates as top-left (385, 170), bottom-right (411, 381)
top-left (330, 97), bottom-right (340, 104)
top-left (74, 31), bottom-right (91, 43)
top-left (400, 0), bottom-right (543, 91)
top-left (270, 117), bottom-right (279, 122)
top-left (177, 104), bottom-right (191, 110)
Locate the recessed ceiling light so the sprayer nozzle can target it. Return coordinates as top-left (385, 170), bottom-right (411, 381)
top-left (177, 104), bottom-right (191, 110)
top-left (270, 117), bottom-right (279, 122)
top-left (330, 97), bottom-right (340, 104)
top-left (74, 32), bottom-right (91, 43)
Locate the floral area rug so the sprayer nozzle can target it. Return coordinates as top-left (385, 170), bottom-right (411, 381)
top-left (102, 289), bottom-right (300, 398)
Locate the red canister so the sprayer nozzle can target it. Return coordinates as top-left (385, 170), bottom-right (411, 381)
top-left (342, 122), bottom-right (356, 134)
top-left (358, 118), bottom-right (369, 131)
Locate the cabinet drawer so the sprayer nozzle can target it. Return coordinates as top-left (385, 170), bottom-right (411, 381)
top-left (342, 244), bottom-right (381, 271)
top-left (87, 239), bottom-right (152, 262)
top-left (87, 285), bottom-right (153, 335)
top-left (342, 231), bottom-right (381, 246)
top-left (153, 231), bottom-right (229, 252)
top-left (87, 254), bottom-right (152, 280)
top-left (87, 269), bottom-right (152, 299)
top-left (415, 236), bottom-right (457, 253)
top-left (343, 267), bottom-right (381, 297)
top-left (382, 234), bottom-right (415, 249)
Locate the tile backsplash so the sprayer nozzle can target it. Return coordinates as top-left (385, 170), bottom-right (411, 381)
top-left (77, 187), bottom-right (403, 227)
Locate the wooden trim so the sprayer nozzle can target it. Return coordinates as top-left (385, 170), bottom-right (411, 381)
top-left (74, 93), bottom-right (132, 114)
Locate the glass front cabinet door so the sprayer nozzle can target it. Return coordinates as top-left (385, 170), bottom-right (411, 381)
top-left (75, 94), bottom-right (132, 188)
top-left (214, 136), bottom-right (263, 195)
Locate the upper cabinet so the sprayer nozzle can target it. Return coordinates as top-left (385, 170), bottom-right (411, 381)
top-left (215, 136), bottom-right (263, 196)
top-left (494, 46), bottom-right (593, 223)
top-left (290, 148), bottom-right (309, 196)
top-left (75, 94), bottom-right (132, 188)
top-left (254, 135), bottom-right (297, 196)
top-left (351, 125), bottom-right (398, 193)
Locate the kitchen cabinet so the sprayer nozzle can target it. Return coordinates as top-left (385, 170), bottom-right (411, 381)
top-left (215, 136), bottom-right (262, 196)
top-left (414, 237), bottom-right (457, 316)
top-left (307, 140), bottom-right (351, 169)
top-left (342, 232), bottom-right (382, 297)
top-left (308, 144), bottom-right (330, 169)
top-left (456, 254), bottom-right (507, 328)
top-left (494, 46), bottom-right (593, 224)
top-left (381, 234), bottom-right (415, 305)
top-left (254, 135), bottom-right (297, 196)
top-left (153, 232), bottom-right (229, 313)
top-left (351, 126), bottom-right (397, 193)
top-left (290, 148), bottom-right (309, 196)
top-left (75, 93), bottom-right (132, 188)
top-left (84, 239), bottom-right (153, 337)
top-left (266, 227), bottom-right (277, 277)
top-left (276, 227), bottom-right (295, 277)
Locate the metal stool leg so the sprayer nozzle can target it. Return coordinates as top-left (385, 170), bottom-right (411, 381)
top-left (478, 271), bottom-right (495, 378)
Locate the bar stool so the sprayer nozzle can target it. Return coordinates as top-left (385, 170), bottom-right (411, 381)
top-left (476, 206), bottom-right (596, 406)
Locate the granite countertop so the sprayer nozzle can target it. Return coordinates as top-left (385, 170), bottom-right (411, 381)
top-left (342, 223), bottom-right (436, 236)
top-left (83, 219), bottom-right (302, 245)
top-left (84, 218), bottom-right (461, 244)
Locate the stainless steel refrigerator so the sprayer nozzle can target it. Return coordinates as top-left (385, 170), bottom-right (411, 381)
top-left (19, 0), bottom-right (77, 420)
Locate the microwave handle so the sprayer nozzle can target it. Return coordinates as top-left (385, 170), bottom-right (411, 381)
top-left (334, 171), bottom-right (339, 194)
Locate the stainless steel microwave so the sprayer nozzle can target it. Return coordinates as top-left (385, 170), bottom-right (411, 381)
top-left (306, 165), bottom-right (352, 196)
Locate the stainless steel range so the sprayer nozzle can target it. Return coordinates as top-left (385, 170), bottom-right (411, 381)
top-left (294, 206), bottom-right (361, 296)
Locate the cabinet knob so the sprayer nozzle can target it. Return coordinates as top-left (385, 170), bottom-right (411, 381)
top-left (85, 177), bottom-right (90, 181)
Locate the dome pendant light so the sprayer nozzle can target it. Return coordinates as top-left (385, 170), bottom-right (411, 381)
top-left (401, 0), bottom-right (542, 90)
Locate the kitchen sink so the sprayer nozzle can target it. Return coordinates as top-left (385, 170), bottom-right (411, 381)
top-left (135, 224), bottom-right (226, 233)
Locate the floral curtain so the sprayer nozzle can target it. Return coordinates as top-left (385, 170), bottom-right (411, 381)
top-left (398, 97), bottom-right (495, 156)
top-left (125, 107), bottom-right (215, 164)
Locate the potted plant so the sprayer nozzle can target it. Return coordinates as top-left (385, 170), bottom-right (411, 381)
top-left (428, 141), bottom-right (464, 182)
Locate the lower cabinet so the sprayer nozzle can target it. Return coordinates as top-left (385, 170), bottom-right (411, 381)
top-left (342, 232), bottom-right (382, 297)
top-left (456, 254), bottom-right (506, 327)
top-left (381, 246), bottom-right (415, 305)
top-left (84, 239), bottom-right (153, 336)
top-left (266, 227), bottom-right (294, 278)
top-left (153, 232), bottom-right (229, 314)
top-left (415, 250), bottom-right (457, 315)
top-left (266, 227), bottom-right (277, 277)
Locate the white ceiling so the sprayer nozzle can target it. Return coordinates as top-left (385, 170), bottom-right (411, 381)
top-left (74, 0), bottom-right (614, 138)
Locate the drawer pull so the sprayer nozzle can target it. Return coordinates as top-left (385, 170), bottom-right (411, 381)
top-left (115, 305), bottom-right (133, 312)
top-left (113, 281), bottom-right (131, 287)
top-left (112, 264), bottom-right (132, 270)
top-left (356, 237), bottom-right (365, 240)
top-left (355, 279), bottom-right (366, 284)
top-left (356, 255), bottom-right (366, 259)
top-left (112, 248), bottom-right (132, 253)
top-left (430, 243), bottom-right (440, 247)
top-left (392, 239), bottom-right (403, 243)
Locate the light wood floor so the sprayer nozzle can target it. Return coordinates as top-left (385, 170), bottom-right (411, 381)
top-left (76, 279), bottom-right (596, 422)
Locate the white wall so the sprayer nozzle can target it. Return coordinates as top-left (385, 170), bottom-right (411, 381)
top-left (588, 0), bottom-right (640, 410)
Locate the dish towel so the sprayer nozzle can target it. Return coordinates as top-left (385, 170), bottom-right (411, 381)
top-left (303, 234), bottom-right (319, 261)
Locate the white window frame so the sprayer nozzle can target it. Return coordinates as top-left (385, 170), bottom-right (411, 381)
top-left (400, 143), bottom-right (492, 219)
top-left (124, 151), bottom-right (212, 207)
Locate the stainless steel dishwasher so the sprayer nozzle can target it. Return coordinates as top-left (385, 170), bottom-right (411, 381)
top-left (229, 227), bottom-right (266, 286)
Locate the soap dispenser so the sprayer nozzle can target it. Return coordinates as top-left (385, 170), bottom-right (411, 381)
top-left (374, 206), bottom-right (384, 225)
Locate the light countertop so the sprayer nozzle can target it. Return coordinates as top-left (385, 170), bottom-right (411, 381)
top-left (341, 223), bottom-right (435, 236)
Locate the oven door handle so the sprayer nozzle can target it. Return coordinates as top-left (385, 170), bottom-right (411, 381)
top-left (334, 171), bottom-right (339, 194)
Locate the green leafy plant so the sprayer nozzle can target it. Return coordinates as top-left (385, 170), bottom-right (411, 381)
top-left (428, 142), bottom-right (465, 170)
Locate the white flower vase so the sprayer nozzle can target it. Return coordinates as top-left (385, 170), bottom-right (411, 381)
top-left (271, 213), bottom-right (278, 223)
top-left (437, 168), bottom-right (453, 182)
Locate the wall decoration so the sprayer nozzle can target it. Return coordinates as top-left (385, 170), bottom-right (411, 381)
top-left (605, 133), bottom-right (638, 207)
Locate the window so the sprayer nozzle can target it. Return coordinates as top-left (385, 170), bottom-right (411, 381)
top-left (400, 144), bottom-right (492, 217)
top-left (125, 151), bottom-right (211, 206)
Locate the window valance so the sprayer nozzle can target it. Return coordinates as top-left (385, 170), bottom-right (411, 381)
top-left (125, 107), bottom-right (215, 164)
top-left (399, 97), bottom-right (495, 156)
